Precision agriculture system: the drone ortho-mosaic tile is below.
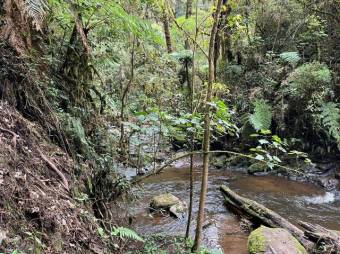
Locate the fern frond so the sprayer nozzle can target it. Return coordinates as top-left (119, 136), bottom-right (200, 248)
top-left (24, 0), bottom-right (49, 30)
top-left (279, 51), bottom-right (300, 66)
top-left (318, 102), bottom-right (340, 145)
top-left (111, 227), bottom-right (144, 242)
top-left (249, 99), bottom-right (272, 131)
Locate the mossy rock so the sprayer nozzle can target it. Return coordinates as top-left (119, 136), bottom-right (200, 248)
top-left (150, 193), bottom-right (180, 209)
top-left (212, 155), bottom-right (227, 168)
top-left (248, 162), bottom-right (269, 174)
top-left (248, 226), bottom-right (307, 254)
top-left (226, 155), bottom-right (250, 167)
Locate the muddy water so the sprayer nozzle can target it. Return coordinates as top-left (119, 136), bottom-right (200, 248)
top-left (128, 158), bottom-right (340, 253)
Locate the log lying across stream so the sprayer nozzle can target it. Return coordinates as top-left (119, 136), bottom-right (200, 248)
top-left (220, 185), bottom-right (340, 253)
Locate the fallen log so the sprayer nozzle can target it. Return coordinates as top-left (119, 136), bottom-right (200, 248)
top-left (220, 185), bottom-right (314, 251)
top-left (298, 221), bottom-right (340, 253)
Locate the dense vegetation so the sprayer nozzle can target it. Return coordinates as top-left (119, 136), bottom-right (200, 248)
top-left (0, 0), bottom-right (339, 253)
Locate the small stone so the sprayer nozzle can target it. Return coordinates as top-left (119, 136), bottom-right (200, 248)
top-left (169, 201), bottom-right (187, 218)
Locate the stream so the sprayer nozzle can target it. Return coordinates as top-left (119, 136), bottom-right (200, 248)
top-left (123, 157), bottom-right (340, 253)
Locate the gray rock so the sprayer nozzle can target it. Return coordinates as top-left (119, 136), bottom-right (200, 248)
top-left (169, 201), bottom-right (187, 218)
top-left (317, 177), bottom-right (339, 190)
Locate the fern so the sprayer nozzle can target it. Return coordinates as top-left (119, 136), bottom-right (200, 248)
top-left (279, 51), bottom-right (300, 66)
top-left (318, 102), bottom-right (340, 145)
top-left (111, 227), bottom-right (144, 242)
top-left (24, 0), bottom-right (49, 30)
top-left (249, 99), bottom-right (272, 131)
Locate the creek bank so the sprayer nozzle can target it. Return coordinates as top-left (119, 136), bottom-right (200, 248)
top-left (212, 155), bottom-right (340, 191)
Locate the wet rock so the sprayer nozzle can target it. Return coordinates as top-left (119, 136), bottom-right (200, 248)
top-left (335, 169), bottom-right (340, 180)
top-left (248, 226), bottom-right (307, 254)
top-left (212, 155), bottom-right (227, 168)
top-left (226, 155), bottom-right (250, 167)
top-left (150, 193), bottom-right (180, 210)
top-left (248, 162), bottom-right (268, 174)
top-left (136, 168), bottom-right (147, 176)
top-left (317, 177), bottom-right (339, 191)
top-left (169, 201), bottom-right (187, 218)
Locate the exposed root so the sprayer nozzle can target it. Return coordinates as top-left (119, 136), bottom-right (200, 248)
top-left (0, 127), bottom-right (18, 148)
top-left (38, 149), bottom-right (69, 191)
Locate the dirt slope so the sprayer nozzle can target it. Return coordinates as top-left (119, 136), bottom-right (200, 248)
top-left (0, 102), bottom-right (105, 253)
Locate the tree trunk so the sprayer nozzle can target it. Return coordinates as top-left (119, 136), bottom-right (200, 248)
top-left (184, 0), bottom-right (193, 50)
top-left (298, 221), bottom-right (340, 253)
top-left (192, 0), bottom-right (224, 252)
top-left (162, 10), bottom-right (173, 53)
top-left (185, 0), bottom-right (196, 238)
top-left (120, 37), bottom-right (136, 160)
top-left (220, 185), bottom-right (315, 251)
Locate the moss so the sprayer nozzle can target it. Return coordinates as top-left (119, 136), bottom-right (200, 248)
top-left (248, 226), bottom-right (266, 254)
top-left (331, 230), bottom-right (340, 236)
top-left (291, 236), bottom-right (307, 254)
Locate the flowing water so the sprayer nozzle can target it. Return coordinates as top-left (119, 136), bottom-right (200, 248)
top-left (125, 157), bottom-right (340, 253)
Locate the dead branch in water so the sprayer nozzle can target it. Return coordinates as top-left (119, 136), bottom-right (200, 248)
top-left (298, 221), bottom-right (340, 253)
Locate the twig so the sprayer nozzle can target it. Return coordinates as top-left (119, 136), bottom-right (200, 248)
top-left (38, 149), bottom-right (69, 191)
top-left (168, 9), bottom-right (209, 59)
top-left (0, 127), bottom-right (18, 148)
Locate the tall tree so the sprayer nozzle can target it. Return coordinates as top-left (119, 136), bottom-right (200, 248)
top-left (192, 0), bottom-right (224, 252)
top-left (185, 0), bottom-right (195, 239)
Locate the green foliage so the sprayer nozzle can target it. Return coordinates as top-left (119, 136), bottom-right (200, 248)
top-left (25, 0), bottom-right (48, 30)
top-left (279, 52), bottom-right (300, 66)
top-left (249, 99), bottom-right (272, 131)
top-left (111, 227), bottom-right (144, 242)
top-left (250, 130), bottom-right (287, 169)
top-left (317, 102), bottom-right (340, 146)
top-left (285, 62), bottom-right (332, 101)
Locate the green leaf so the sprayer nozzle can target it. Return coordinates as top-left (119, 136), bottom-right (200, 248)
top-left (254, 154), bottom-right (265, 161)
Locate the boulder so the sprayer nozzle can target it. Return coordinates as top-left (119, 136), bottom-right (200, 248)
top-left (317, 177), bottom-right (339, 190)
top-left (169, 201), bottom-right (187, 218)
top-left (248, 162), bottom-right (269, 174)
top-left (150, 193), bottom-right (180, 210)
top-left (212, 155), bottom-right (227, 168)
top-left (248, 226), bottom-right (307, 254)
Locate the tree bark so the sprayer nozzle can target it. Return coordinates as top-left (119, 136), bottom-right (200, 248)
top-left (192, 0), bottom-right (224, 252)
top-left (120, 37), bottom-right (136, 160)
top-left (220, 185), bottom-right (315, 251)
top-left (162, 10), bottom-right (173, 53)
top-left (185, 0), bottom-right (195, 239)
top-left (298, 221), bottom-right (340, 253)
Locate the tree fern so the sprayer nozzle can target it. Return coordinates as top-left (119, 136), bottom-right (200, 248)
top-left (249, 99), bottom-right (272, 131)
top-left (111, 227), bottom-right (144, 242)
top-left (318, 102), bottom-right (340, 146)
top-left (279, 51), bottom-right (300, 66)
top-left (24, 0), bottom-right (49, 30)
